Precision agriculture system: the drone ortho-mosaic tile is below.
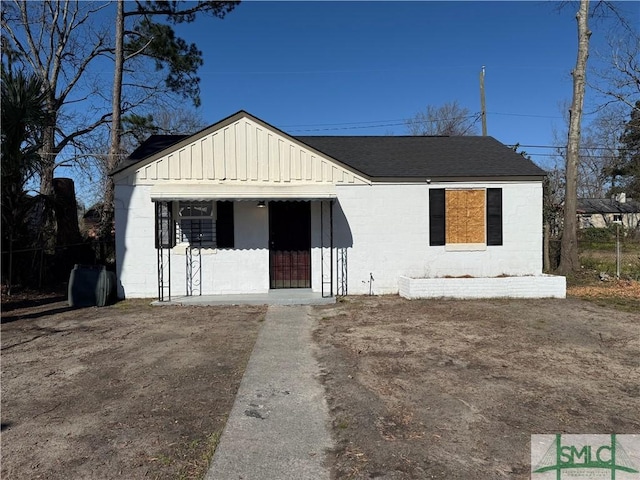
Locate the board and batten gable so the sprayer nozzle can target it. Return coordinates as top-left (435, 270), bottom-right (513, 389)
top-left (113, 112), bottom-right (369, 298)
top-left (113, 114), bottom-right (369, 187)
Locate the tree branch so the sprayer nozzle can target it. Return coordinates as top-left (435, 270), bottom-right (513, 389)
top-left (1, 21), bottom-right (40, 73)
top-left (57, 40), bottom-right (111, 107)
top-left (125, 37), bottom-right (155, 61)
top-left (55, 112), bottom-right (112, 152)
top-left (123, 1), bottom-right (236, 19)
top-left (17, 1), bottom-right (46, 73)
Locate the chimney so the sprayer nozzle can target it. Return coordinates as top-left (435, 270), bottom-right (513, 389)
top-left (612, 192), bottom-right (626, 204)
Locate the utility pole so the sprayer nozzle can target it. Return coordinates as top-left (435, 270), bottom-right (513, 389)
top-left (480, 65), bottom-right (487, 136)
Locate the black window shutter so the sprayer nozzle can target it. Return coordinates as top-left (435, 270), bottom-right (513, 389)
top-left (216, 201), bottom-right (234, 248)
top-left (429, 189), bottom-right (446, 246)
top-left (486, 188), bottom-right (503, 246)
top-left (155, 201), bottom-right (175, 248)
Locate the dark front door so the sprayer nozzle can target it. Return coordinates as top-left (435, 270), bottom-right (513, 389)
top-left (269, 201), bottom-right (311, 288)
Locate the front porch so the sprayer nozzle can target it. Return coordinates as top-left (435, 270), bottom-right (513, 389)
top-left (151, 288), bottom-right (336, 306)
top-left (152, 195), bottom-right (349, 302)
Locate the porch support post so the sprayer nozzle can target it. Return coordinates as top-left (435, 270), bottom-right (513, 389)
top-left (319, 199), bottom-right (334, 298)
top-left (320, 200), bottom-right (325, 297)
top-left (155, 201), bottom-right (173, 302)
top-left (330, 199), bottom-right (334, 297)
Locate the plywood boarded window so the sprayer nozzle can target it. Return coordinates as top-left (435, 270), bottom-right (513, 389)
top-left (445, 189), bottom-right (485, 244)
top-left (429, 188), bottom-right (503, 248)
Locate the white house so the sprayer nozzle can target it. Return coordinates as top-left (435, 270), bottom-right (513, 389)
top-left (577, 195), bottom-right (640, 231)
top-left (111, 110), bottom-right (565, 300)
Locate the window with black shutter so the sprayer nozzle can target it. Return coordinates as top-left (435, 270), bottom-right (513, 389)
top-left (486, 188), bottom-right (503, 246)
top-left (429, 188), bottom-right (503, 248)
top-left (429, 189), bottom-right (446, 246)
top-left (177, 201), bottom-right (215, 245)
top-left (172, 200), bottom-right (235, 249)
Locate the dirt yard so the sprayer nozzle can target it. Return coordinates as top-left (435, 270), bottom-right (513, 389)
top-left (312, 295), bottom-right (640, 479)
top-left (1, 294), bottom-right (264, 480)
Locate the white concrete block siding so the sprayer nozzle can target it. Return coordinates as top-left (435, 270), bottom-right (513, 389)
top-left (334, 181), bottom-right (543, 295)
top-left (115, 180), bottom-right (546, 298)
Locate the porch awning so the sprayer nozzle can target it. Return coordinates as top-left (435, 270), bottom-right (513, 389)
top-left (149, 183), bottom-right (337, 201)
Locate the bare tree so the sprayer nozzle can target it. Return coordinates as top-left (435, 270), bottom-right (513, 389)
top-left (121, 107), bottom-right (208, 150)
top-left (1, 1), bottom-right (113, 199)
top-left (406, 101), bottom-right (479, 136)
top-left (580, 107), bottom-right (627, 197)
top-left (2, 1), bottom-right (240, 246)
top-left (590, 12), bottom-right (640, 200)
top-left (557, 0), bottom-right (591, 275)
top-left (590, 13), bottom-right (639, 112)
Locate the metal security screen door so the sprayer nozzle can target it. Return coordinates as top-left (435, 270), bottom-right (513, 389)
top-left (269, 201), bottom-right (311, 288)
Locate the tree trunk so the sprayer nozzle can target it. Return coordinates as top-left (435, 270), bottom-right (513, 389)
top-left (557, 0), bottom-right (591, 275)
top-left (543, 222), bottom-right (551, 272)
top-left (38, 106), bottom-right (58, 253)
top-left (39, 92), bottom-right (58, 197)
top-left (102, 0), bottom-right (125, 240)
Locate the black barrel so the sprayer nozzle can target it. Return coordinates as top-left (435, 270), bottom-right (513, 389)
top-left (68, 264), bottom-right (116, 307)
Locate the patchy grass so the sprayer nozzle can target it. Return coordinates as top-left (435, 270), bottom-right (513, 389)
top-left (567, 278), bottom-right (640, 313)
top-left (174, 430), bottom-right (224, 480)
top-left (313, 296), bottom-right (640, 480)
top-left (1, 300), bottom-right (265, 480)
top-left (578, 250), bottom-right (640, 280)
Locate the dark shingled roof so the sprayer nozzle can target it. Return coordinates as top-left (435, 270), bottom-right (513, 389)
top-left (577, 198), bottom-right (640, 214)
top-left (112, 134), bottom-right (188, 175)
top-left (294, 135), bottom-right (546, 178)
top-left (111, 122), bottom-right (546, 179)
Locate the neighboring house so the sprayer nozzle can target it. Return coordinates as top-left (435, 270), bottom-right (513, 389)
top-left (577, 195), bottom-right (640, 231)
top-left (80, 203), bottom-right (116, 239)
top-left (111, 110), bottom-right (561, 300)
top-left (81, 205), bottom-right (102, 239)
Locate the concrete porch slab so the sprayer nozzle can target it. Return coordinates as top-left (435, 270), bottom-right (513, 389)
top-left (151, 289), bottom-right (336, 306)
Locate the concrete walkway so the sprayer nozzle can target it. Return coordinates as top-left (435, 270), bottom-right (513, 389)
top-left (205, 305), bottom-right (333, 480)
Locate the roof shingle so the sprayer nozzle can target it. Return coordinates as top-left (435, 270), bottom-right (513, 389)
top-left (295, 135), bottom-right (546, 178)
top-left (577, 198), bottom-right (640, 214)
top-left (113, 134), bottom-right (188, 175)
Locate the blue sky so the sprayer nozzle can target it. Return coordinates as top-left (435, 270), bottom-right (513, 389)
top-left (168, 0), bottom-right (638, 170)
top-left (33, 0), bottom-right (635, 205)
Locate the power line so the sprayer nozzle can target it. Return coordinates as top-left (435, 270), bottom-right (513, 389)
top-left (279, 118), bottom-right (407, 128)
top-left (509, 144), bottom-right (633, 152)
top-left (523, 153), bottom-right (616, 158)
top-left (286, 122), bottom-right (408, 133)
top-left (283, 113), bottom-right (482, 133)
top-left (279, 110), bottom-right (567, 131)
top-left (489, 112), bottom-right (563, 119)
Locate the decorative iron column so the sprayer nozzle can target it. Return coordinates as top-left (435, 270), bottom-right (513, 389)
top-left (155, 201), bottom-right (174, 302)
